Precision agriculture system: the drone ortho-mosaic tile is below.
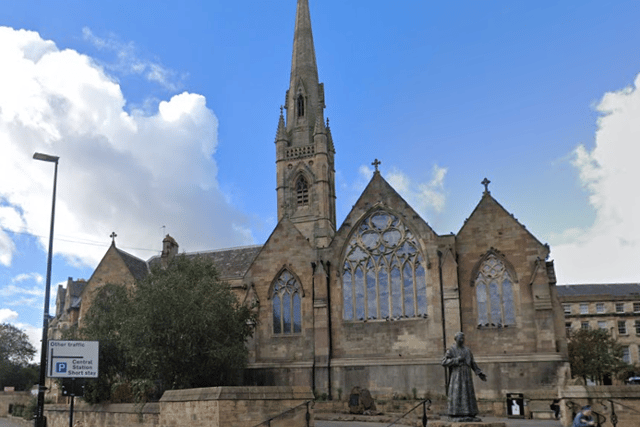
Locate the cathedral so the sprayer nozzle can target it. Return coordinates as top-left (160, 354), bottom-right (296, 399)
top-left (54, 0), bottom-right (569, 401)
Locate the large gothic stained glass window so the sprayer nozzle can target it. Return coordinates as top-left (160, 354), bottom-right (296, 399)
top-left (475, 254), bottom-right (516, 327)
top-left (342, 210), bottom-right (427, 321)
top-left (272, 270), bottom-right (302, 334)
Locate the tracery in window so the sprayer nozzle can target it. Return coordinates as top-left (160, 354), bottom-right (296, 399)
top-left (272, 270), bottom-right (302, 334)
top-left (342, 210), bottom-right (427, 321)
top-left (475, 254), bottom-right (516, 327)
top-left (296, 176), bottom-right (309, 206)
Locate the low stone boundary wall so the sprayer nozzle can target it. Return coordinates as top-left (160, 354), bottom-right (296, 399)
top-left (43, 386), bottom-right (313, 427)
top-left (0, 391), bottom-right (32, 418)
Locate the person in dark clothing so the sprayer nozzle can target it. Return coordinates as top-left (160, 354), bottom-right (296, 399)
top-left (550, 399), bottom-right (560, 419)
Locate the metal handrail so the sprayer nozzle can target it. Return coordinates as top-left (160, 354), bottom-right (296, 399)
top-left (386, 399), bottom-right (431, 427)
top-left (600, 398), bottom-right (640, 415)
top-left (599, 398), bottom-right (640, 427)
top-left (251, 400), bottom-right (312, 427)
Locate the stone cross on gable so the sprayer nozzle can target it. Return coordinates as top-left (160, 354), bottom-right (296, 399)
top-left (110, 232), bottom-right (117, 243)
top-left (482, 178), bottom-right (491, 194)
top-left (372, 158), bottom-right (381, 173)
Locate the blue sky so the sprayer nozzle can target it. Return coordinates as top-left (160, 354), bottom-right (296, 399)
top-left (1, 0), bottom-right (640, 354)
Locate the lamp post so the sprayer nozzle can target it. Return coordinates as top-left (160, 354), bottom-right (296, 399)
top-left (33, 152), bottom-right (59, 427)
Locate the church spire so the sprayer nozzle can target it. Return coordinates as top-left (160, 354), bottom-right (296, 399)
top-left (275, 0), bottom-right (335, 248)
top-left (286, 0), bottom-right (325, 145)
top-left (291, 0), bottom-right (319, 87)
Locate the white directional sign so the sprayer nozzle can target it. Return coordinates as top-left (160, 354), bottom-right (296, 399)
top-left (47, 340), bottom-right (99, 378)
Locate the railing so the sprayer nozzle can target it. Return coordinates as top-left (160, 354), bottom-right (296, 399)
top-left (251, 400), bottom-right (312, 427)
top-left (565, 400), bottom-right (606, 427)
top-left (599, 398), bottom-right (640, 427)
top-left (386, 399), bottom-right (431, 427)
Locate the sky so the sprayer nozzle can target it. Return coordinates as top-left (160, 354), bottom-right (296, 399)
top-left (1, 0), bottom-right (640, 357)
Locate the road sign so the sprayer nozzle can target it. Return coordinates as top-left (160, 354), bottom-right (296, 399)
top-left (47, 340), bottom-right (99, 378)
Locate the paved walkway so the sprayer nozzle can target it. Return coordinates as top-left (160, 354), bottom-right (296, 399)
top-left (2, 415), bottom-right (565, 427)
top-left (0, 418), bottom-right (31, 427)
top-left (316, 417), bottom-right (563, 427)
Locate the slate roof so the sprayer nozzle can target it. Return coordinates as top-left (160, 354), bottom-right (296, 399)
top-left (67, 279), bottom-right (87, 309)
top-left (116, 248), bottom-right (150, 281)
top-left (147, 245), bottom-right (263, 280)
top-left (557, 284), bottom-right (640, 298)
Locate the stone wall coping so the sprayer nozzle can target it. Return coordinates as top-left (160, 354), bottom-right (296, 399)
top-left (561, 385), bottom-right (640, 399)
top-left (46, 402), bottom-right (160, 414)
top-left (159, 386), bottom-right (314, 402)
top-left (248, 360), bottom-right (314, 369)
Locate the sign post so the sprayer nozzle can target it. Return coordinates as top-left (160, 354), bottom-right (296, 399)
top-left (47, 341), bottom-right (99, 427)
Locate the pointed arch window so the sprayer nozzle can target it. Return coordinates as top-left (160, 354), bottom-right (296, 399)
top-left (296, 176), bottom-right (309, 206)
top-left (475, 254), bottom-right (516, 327)
top-left (342, 210), bottom-right (427, 321)
top-left (296, 94), bottom-right (305, 117)
top-left (272, 270), bottom-right (302, 334)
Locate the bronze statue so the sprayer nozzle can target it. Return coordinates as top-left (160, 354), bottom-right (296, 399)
top-left (441, 332), bottom-right (487, 422)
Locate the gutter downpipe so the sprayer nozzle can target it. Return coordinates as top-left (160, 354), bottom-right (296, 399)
top-left (437, 250), bottom-right (449, 395)
top-left (311, 261), bottom-right (316, 395)
top-left (326, 261), bottom-right (333, 400)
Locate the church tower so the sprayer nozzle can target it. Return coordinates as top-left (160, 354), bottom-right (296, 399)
top-left (275, 0), bottom-right (336, 248)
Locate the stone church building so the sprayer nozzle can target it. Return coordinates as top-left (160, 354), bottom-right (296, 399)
top-left (57, 0), bottom-right (569, 401)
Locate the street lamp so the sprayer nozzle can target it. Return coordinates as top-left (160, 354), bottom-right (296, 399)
top-left (33, 152), bottom-right (59, 427)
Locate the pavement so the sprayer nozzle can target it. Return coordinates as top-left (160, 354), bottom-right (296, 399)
top-left (2, 416), bottom-right (565, 427)
top-left (316, 417), bottom-right (564, 427)
top-left (0, 418), bottom-right (31, 427)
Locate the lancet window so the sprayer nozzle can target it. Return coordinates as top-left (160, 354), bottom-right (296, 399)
top-left (296, 176), bottom-right (309, 206)
top-left (272, 270), bottom-right (302, 334)
top-left (475, 254), bottom-right (516, 327)
top-left (296, 94), bottom-right (305, 117)
top-left (342, 210), bottom-right (427, 321)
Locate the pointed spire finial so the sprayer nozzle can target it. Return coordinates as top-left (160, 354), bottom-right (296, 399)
top-left (275, 106), bottom-right (288, 142)
top-left (372, 159), bottom-right (381, 174)
top-left (482, 177), bottom-right (491, 195)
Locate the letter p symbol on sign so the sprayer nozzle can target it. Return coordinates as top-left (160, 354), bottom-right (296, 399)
top-left (56, 362), bottom-right (67, 373)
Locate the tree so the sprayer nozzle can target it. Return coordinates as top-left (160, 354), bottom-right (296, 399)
top-left (77, 284), bottom-right (131, 403)
top-left (79, 255), bottom-right (257, 402)
top-left (0, 323), bottom-right (38, 390)
top-left (568, 328), bottom-right (628, 385)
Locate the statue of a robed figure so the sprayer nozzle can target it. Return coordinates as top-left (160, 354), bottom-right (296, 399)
top-left (441, 332), bottom-right (487, 422)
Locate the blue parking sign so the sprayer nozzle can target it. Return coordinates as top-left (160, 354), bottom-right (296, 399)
top-left (56, 362), bottom-right (67, 373)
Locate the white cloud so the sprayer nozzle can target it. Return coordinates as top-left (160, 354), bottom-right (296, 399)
top-left (12, 273), bottom-right (44, 285)
top-left (0, 26), bottom-right (253, 267)
top-left (552, 73), bottom-right (640, 284)
top-left (355, 163), bottom-right (448, 217)
top-left (82, 27), bottom-right (181, 91)
top-left (1, 284), bottom-right (43, 298)
top-left (387, 165), bottom-right (448, 215)
top-left (0, 230), bottom-right (16, 266)
top-left (0, 308), bottom-right (19, 323)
